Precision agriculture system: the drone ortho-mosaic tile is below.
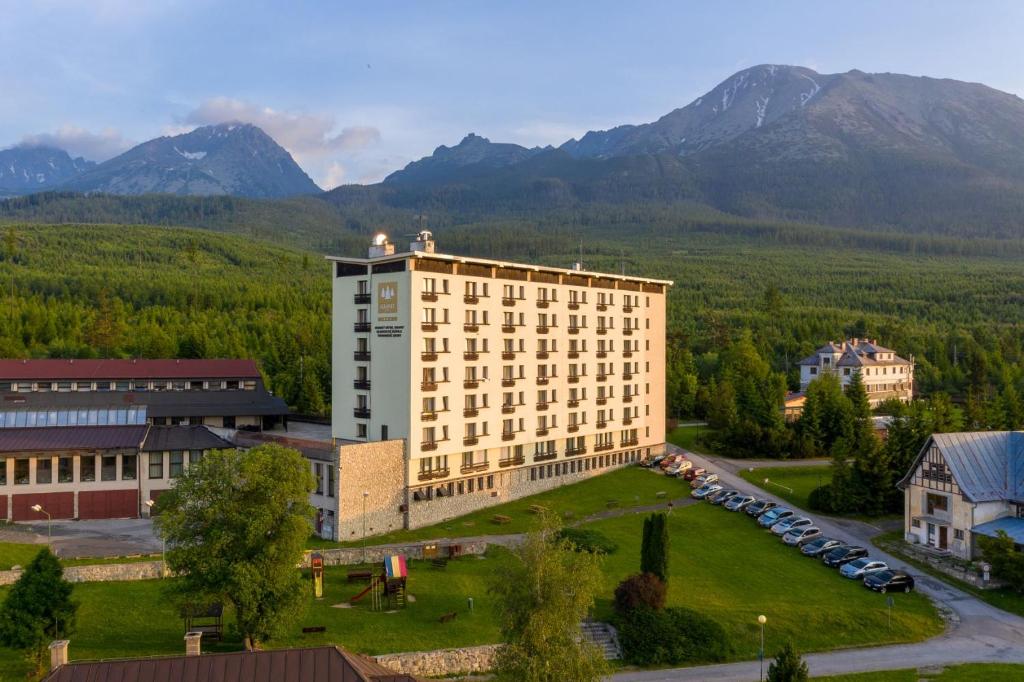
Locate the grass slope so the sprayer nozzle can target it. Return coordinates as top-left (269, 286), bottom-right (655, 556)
top-left (816, 663), bottom-right (1024, 681)
top-left (738, 465), bottom-right (832, 510)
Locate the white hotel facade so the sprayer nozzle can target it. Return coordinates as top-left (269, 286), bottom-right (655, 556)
top-left (327, 232), bottom-right (671, 534)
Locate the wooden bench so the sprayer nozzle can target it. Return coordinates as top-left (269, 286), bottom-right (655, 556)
top-left (302, 626), bottom-right (326, 634)
top-left (431, 558), bottom-right (448, 570)
top-left (655, 491), bottom-right (667, 499)
top-left (346, 570), bottom-right (373, 583)
top-left (606, 499), bottom-right (620, 509)
top-left (438, 612), bottom-right (458, 624)
top-left (491, 514), bottom-right (512, 525)
top-left (528, 504), bottom-right (549, 514)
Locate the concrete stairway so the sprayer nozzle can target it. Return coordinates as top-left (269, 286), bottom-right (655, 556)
top-left (581, 620), bottom-right (622, 660)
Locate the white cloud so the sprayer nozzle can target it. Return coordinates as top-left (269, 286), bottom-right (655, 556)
top-left (19, 125), bottom-right (133, 161)
top-left (182, 97), bottom-right (381, 161)
top-left (322, 162), bottom-right (347, 190)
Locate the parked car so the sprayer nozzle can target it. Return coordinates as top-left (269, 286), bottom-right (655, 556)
top-left (708, 489), bottom-right (740, 505)
top-left (822, 545), bottom-right (869, 568)
top-left (724, 495), bottom-right (756, 512)
top-left (782, 526), bottom-right (821, 546)
top-left (682, 467), bottom-right (707, 481)
top-left (691, 473), bottom-right (719, 488)
top-left (745, 499), bottom-right (777, 517)
top-left (864, 570), bottom-right (915, 593)
top-left (666, 460), bottom-right (693, 476)
top-left (757, 507), bottom-right (794, 528)
top-left (691, 483), bottom-right (723, 500)
top-left (800, 537), bottom-right (842, 557)
top-left (840, 558), bottom-right (889, 580)
top-left (659, 455), bottom-right (681, 470)
top-left (771, 516), bottom-right (813, 536)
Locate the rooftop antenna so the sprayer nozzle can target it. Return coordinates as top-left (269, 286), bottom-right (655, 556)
top-left (579, 240), bottom-right (584, 270)
top-left (620, 249), bottom-right (626, 275)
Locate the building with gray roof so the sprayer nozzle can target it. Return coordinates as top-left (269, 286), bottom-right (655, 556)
top-left (797, 338), bottom-right (914, 406)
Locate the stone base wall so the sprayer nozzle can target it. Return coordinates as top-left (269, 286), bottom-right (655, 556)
top-left (303, 539), bottom-right (488, 567)
top-left (0, 560), bottom-right (164, 586)
top-left (375, 644), bottom-right (501, 677)
top-left (337, 439), bottom-right (407, 542)
top-left (406, 444), bottom-right (661, 530)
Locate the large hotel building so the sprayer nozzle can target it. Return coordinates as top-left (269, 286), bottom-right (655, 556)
top-left (328, 232), bottom-right (671, 534)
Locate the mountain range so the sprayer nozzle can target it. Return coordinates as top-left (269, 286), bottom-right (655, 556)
top-left (0, 123), bottom-right (320, 199)
top-left (5, 65), bottom-right (1024, 236)
top-left (0, 146), bottom-right (95, 196)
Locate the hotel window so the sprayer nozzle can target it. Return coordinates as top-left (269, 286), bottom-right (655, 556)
top-left (0, 458), bottom-right (5, 485)
top-left (357, 423), bottom-right (367, 438)
top-left (314, 463), bottom-right (324, 495)
top-left (954, 529), bottom-right (965, 541)
top-left (102, 455), bottom-right (117, 481)
top-left (122, 454), bottom-right (137, 480)
top-left (327, 465), bottom-right (335, 498)
top-left (80, 455), bottom-right (96, 482)
top-left (14, 459), bottom-right (29, 485)
top-left (189, 450), bottom-right (201, 465)
top-left (422, 277), bottom-right (438, 294)
top-left (149, 453), bottom-right (164, 479)
top-left (37, 458), bottom-right (53, 484)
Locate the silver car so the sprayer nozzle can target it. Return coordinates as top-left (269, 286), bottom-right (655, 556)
top-left (724, 494), bottom-right (755, 512)
top-left (782, 526), bottom-right (821, 546)
top-left (840, 558), bottom-right (889, 579)
top-left (771, 516), bottom-right (812, 536)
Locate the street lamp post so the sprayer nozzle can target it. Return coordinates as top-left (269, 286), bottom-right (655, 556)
top-left (758, 614), bottom-right (767, 681)
top-left (145, 500), bottom-right (166, 577)
top-left (361, 491), bottom-right (369, 565)
top-left (30, 504), bottom-right (51, 545)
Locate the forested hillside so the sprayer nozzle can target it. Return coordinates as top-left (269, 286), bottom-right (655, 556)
top-left (0, 224), bottom-right (331, 413)
top-left (1, 222), bottom-right (1022, 423)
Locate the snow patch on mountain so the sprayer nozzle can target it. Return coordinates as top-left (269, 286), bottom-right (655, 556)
top-left (174, 147), bottom-right (207, 160)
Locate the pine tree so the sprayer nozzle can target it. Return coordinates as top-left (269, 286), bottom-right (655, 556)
top-left (640, 513), bottom-right (669, 583)
top-left (767, 641), bottom-right (809, 682)
top-left (0, 548), bottom-right (77, 673)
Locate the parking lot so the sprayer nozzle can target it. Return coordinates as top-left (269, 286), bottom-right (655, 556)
top-left (4, 517), bottom-right (161, 559)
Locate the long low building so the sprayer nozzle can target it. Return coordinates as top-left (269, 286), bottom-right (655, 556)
top-left (0, 422), bottom-right (231, 521)
top-left (0, 358), bottom-right (288, 430)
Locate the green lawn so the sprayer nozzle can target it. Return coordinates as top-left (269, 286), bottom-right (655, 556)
top-left (0, 501), bottom-right (944, 678)
top-left (666, 424), bottom-right (717, 454)
top-left (738, 464), bottom-right (832, 510)
top-left (316, 465), bottom-right (689, 547)
top-left (586, 504), bottom-right (941, 659)
top-left (817, 663), bottom-right (1024, 681)
top-left (872, 530), bottom-right (1024, 619)
top-left (0, 542), bottom-right (162, 570)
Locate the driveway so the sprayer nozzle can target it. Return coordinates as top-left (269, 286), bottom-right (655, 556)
top-left (6, 518), bottom-right (162, 558)
top-left (609, 446), bottom-right (1024, 680)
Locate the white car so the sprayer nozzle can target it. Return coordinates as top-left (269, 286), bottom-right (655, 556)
top-left (840, 558), bottom-right (889, 579)
top-left (771, 516), bottom-right (813, 536)
top-left (782, 526), bottom-right (821, 546)
top-left (691, 483), bottom-right (723, 500)
top-left (724, 495), bottom-right (755, 512)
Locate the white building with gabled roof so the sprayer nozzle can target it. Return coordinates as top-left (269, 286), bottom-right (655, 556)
top-left (797, 338), bottom-right (914, 406)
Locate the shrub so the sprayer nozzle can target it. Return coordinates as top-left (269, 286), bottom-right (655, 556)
top-left (555, 528), bottom-right (618, 555)
top-left (0, 548), bottom-right (77, 673)
top-left (613, 573), bottom-right (666, 616)
top-left (807, 484), bottom-right (834, 513)
top-left (617, 606), bottom-right (731, 666)
top-left (767, 641), bottom-right (809, 682)
top-left (640, 513), bottom-right (669, 582)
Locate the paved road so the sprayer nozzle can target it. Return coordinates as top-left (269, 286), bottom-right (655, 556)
top-left (2, 518), bottom-right (162, 558)
top-left (610, 446), bottom-right (1024, 681)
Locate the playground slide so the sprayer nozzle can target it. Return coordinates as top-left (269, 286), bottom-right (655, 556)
top-left (349, 576), bottom-right (382, 603)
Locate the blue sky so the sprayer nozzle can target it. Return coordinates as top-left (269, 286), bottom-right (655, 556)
top-left (3, 1), bottom-right (1022, 187)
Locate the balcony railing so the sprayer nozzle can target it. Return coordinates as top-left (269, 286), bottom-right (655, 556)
top-left (421, 323), bottom-right (438, 332)
top-left (460, 462), bottom-right (489, 474)
top-left (354, 351), bottom-right (371, 361)
top-left (568, 327), bottom-right (581, 335)
top-left (421, 292), bottom-right (439, 302)
top-left (501, 405), bottom-right (516, 414)
top-left (623, 328), bottom-right (634, 336)
top-left (354, 292), bottom-right (371, 304)
top-left (623, 372), bottom-right (633, 380)
top-left (623, 417), bottom-right (633, 425)
top-left (502, 379), bottom-right (517, 387)
top-left (594, 442), bottom-right (614, 452)
top-left (568, 351), bottom-right (580, 359)
top-left (596, 397), bottom-right (607, 405)
top-left (536, 402), bottom-right (549, 411)
top-left (421, 352), bottom-right (438, 361)
top-left (596, 420), bottom-right (607, 429)
top-left (537, 376), bottom-right (549, 385)
top-left (417, 467), bottom-right (448, 480)
top-left (464, 295), bottom-right (480, 304)
top-left (597, 303), bottom-right (607, 311)
top-left (623, 304), bottom-right (634, 313)
top-left (536, 351), bottom-right (549, 360)
top-left (502, 325), bottom-right (516, 333)
top-left (353, 379), bottom-right (371, 390)
top-left (501, 432), bottom-right (516, 441)
top-left (597, 351), bottom-right (607, 358)
top-left (623, 350), bottom-right (633, 358)
top-left (597, 328), bottom-right (608, 335)
top-left (353, 407), bottom-right (371, 419)
top-left (464, 324), bottom-right (479, 333)
top-left (536, 326), bottom-right (549, 334)
top-left (421, 411), bottom-right (438, 421)
top-left (421, 381), bottom-right (438, 391)
top-left (597, 375), bottom-right (608, 382)
top-left (354, 321), bottom-right (371, 333)
top-left (463, 380), bottom-right (479, 389)
top-left (568, 302), bottom-right (580, 310)
top-left (420, 441), bottom-right (440, 452)
top-left (499, 456), bottom-right (525, 468)
top-left (463, 407), bottom-right (479, 418)
top-left (502, 297), bottom-right (516, 306)
top-left (567, 424), bottom-right (580, 433)
top-left (620, 438), bottom-right (639, 447)
top-left (623, 395), bottom-right (633, 403)
top-left (568, 376), bottom-right (580, 384)
top-left (566, 446), bottom-right (587, 456)
top-left (464, 351), bottom-right (479, 361)
top-left (567, 399), bottom-right (580, 408)
top-left (534, 451), bottom-right (557, 462)
top-left (536, 300), bottom-right (550, 309)
top-left (463, 436), bottom-right (479, 446)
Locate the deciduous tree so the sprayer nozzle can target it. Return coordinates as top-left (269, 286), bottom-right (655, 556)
top-left (0, 548), bottom-right (77, 673)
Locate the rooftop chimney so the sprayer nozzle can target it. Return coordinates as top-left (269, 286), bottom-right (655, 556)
top-left (185, 631), bottom-right (202, 657)
top-left (572, 262), bottom-right (583, 271)
top-left (49, 640), bottom-right (69, 670)
top-left (409, 230), bottom-right (435, 254)
top-left (368, 233), bottom-right (395, 259)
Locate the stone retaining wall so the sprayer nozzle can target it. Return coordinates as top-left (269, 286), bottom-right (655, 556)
top-left (0, 560), bottom-right (164, 586)
top-left (303, 539), bottom-right (489, 567)
top-left (375, 644), bottom-right (501, 677)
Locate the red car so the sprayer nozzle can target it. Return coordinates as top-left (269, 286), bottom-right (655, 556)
top-left (682, 467), bottom-right (706, 481)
